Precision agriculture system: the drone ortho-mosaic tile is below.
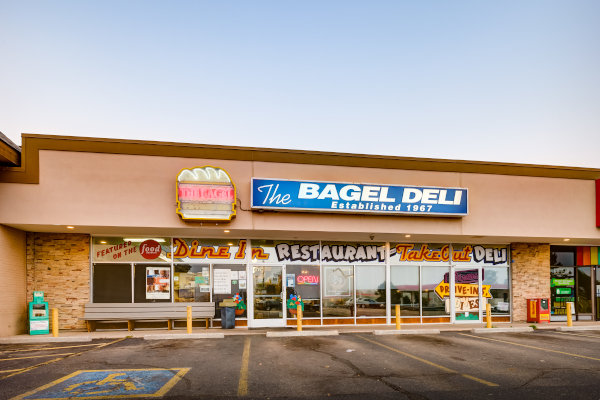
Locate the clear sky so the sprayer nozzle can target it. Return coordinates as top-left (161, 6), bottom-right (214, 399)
top-left (1, 1), bottom-right (599, 167)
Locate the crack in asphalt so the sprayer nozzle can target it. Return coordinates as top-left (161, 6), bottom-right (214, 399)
top-left (309, 347), bottom-right (430, 400)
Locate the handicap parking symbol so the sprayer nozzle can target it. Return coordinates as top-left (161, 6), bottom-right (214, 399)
top-left (12, 368), bottom-right (190, 399)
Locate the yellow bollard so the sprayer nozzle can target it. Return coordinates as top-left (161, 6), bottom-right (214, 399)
top-left (51, 308), bottom-right (58, 337)
top-left (187, 306), bottom-right (192, 334)
top-left (566, 302), bottom-right (573, 327)
top-left (486, 303), bottom-right (492, 328)
top-left (395, 304), bottom-right (401, 330)
top-left (297, 306), bottom-right (303, 332)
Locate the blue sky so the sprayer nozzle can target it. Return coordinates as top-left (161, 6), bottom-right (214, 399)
top-left (1, 1), bottom-right (599, 167)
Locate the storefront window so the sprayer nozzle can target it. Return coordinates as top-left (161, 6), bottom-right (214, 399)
top-left (483, 267), bottom-right (509, 315)
top-left (134, 264), bottom-right (171, 303)
top-left (322, 265), bottom-right (354, 318)
top-left (421, 266), bottom-right (449, 316)
top-left (93, 264), bottom-right (132, 303)
top-left (550, 266), bottom-right (575, 318)
top-left (550, 246), bottom-right (576, 266)
top-left (355, 265), bottom-right (385, 317)
top-left (174, 264), bottom-right (211, 302)
top-left (214, 264), bottom-right (248, 318)
top-left (286, 265), bottom-right (320, 318)
top-left (391, 265), bottom-right (419, 316)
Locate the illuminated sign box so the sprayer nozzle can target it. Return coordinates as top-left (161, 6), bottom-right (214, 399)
top-left (251, 178), bottom-right (468, 217)
top-left (176, 166), bottom-right (236, 221)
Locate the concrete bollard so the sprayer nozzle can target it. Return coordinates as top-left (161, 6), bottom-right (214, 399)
top-left (52, 308), bottom-right (59, 337)
top-left (297, 307), bottom-right (303, 332)
top-left (566, 302), bottom-right (573, 327)
top-left (486, 303), bottom-right (492, 328)
top-left (187, 306), bottom-right (192, 334)
top-left (395, 304), bottom-right (401, 330)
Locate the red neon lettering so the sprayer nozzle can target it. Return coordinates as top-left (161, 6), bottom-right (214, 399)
top-left (178, 184), bottom-right (234, 202)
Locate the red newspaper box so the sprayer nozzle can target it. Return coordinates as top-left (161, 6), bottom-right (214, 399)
top-left (526, 298), bottom-right (550, 323)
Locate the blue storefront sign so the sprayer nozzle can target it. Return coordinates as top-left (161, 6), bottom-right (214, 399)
top-left (251, 178), bottom-right (468, 216)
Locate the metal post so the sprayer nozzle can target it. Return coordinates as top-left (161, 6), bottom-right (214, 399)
top-left (566, 302), bottom-right (573, 327)
top-left (297, 307), bottom-right (303, 332)
top-left (486, 303), bottom-right (492, 328)
top-left (395, 304), bottom-right (401, 330)
top-left (187, 306), bottom-right (192, 334)
top-left (51, 308), bottom-right (58, 337)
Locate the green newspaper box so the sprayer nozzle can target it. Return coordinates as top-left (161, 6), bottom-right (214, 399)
top-left (29, 291), bottom-right (50, 335)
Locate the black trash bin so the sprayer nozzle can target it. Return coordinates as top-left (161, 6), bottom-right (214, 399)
top-left (221, 307), bottom-right (235, 329)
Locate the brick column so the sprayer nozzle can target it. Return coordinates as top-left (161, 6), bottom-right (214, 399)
top-left (510, 243), bottom-right (550, 322)
top-left (26, 233), bottom-right (90, 330)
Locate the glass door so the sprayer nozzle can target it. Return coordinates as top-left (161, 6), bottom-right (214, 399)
top-left (451, 266), bottom-right (483, 323)
top-left (251, 265), bottom-right (285, 327)
top-left (595, 267), bottom-right (600, 321)
top-left (576, 267), bottom-right (593, 320)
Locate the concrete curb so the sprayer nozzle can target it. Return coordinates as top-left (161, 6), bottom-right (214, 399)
top-left (373, 329), bottom-right (441, 335)
top-left (266, 330), bottom-right (339, 338)
top-left (556, 326), bottom-right (600, 332)
top-left (144, 333), bottom-right (225, 340)
top-left (471, 327), bottom-right (533, 333)
top-left (0, 336), bottom-right (93, 344)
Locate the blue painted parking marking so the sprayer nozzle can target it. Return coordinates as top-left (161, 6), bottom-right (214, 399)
top-left (12, 368), bottom-right (190, 400)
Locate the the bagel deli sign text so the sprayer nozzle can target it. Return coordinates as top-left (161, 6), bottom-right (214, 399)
top-left (251, 178), bottom-right (468, 217)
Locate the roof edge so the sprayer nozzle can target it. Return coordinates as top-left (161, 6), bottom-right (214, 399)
top-left (0, 133), bottom-right (598, 183)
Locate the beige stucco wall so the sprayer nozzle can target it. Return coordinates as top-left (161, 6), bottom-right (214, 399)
top-left (0, 150), bottom-right (598, 244)
top-left (0, 225), bottom-right (27, 336)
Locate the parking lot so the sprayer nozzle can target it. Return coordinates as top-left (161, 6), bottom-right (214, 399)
top-left (1, 330), bottom-right (600, 399)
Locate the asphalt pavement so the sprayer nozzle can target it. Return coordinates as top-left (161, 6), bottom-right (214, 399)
top-left (1, 329), bottom-right (600, 399)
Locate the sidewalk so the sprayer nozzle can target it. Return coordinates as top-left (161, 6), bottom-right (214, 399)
top-left (2, 321), bottom-right (599, 344)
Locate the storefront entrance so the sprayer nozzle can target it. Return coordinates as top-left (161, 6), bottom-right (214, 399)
top-left (251, 265), bottom-right (286, 328)
top-left (450, 266), bottom-right (483, 323)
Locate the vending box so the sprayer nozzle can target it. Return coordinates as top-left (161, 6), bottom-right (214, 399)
top-left (526, 298), bottom-right (550, 323)
top-left (29, 291), bottom-right (50, 335)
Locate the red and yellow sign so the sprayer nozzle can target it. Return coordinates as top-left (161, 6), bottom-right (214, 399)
top-left (434, 282), bottom-right (491, 300)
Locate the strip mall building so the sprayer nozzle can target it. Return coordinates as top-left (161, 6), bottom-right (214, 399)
top-left (1, 134), bottom-right (599, 336)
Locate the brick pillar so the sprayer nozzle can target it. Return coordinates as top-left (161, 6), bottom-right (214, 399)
top-left (26, 233), bottom-right (90, 330)
top-left (510, 243), bottom-right (550, 322)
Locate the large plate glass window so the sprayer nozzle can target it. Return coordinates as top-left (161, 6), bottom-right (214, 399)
top-left (174, 264), bottom-right (211, 302)
top-left (391, 265), bottom-right (419, 316)
top-left (322, 265), bottom-right (354, 318)
top-left (215, 264), bottom-right (248, 318)
top-left (134, 264), bottom-right (172, 303)
top-left (421, 266), bottom-right (449, 317)
top-left (93, 264), bottom-right (132, 303)
top-left (355, 265), bottom-right (386, 317)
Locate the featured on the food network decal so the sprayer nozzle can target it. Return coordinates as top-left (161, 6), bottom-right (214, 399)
top-left (251, 178), bottom-right (468, 216)
top-left (93, 239), bottom-right (170, 262)
top-left (176, 166), bottom-right (236, 221)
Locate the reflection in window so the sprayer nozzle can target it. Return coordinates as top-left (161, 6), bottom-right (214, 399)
top-left (323, 265), bottom-right (354, 317)
top-left (421, 267), bottom-right (449, 316)
top-left (286, 265), bottom-right (320, 318)
top-left (355, 265), bottom-right (386, 317)
top-left (483, 267), bottom-right (510, 315)
top-left (174, 264), bottom-right (211, 302)
top-left (391, 265), bottom-right (419, 316)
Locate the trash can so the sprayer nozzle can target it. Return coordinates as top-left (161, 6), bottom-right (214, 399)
top-left (221, 307), bottom-right (235, 329)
